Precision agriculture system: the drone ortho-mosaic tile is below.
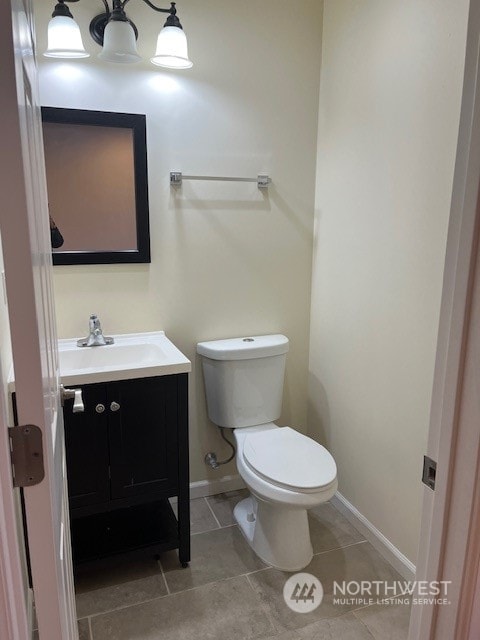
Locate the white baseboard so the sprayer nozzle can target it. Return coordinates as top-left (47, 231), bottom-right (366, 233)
top-left (188, 474), bottom-right (246, 500)
top-left (331, 492), bottom-right (416, 581)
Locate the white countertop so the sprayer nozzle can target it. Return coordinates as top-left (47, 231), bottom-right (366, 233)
top-left (8, 331), bottom-right (191, 390)
top-left (58, 331), bottom-right (191, 385)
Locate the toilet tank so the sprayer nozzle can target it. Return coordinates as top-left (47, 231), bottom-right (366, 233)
top-left (196, 334), bottom-right (289, 429)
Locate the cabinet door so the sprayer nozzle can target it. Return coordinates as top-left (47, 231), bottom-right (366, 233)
top-left (108, 375), bottom-right (179, 500)
top-left (64, 383), bottom-right (110, 510)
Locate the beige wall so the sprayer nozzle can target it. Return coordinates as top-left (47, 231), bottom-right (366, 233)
top-left (309, 0), bottom-right (469, 563)
top-left (35, 0), bottom-right (323, 483)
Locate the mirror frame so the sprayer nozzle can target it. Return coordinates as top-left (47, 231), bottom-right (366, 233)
top-left (42, 107), bottom-right (151, 266)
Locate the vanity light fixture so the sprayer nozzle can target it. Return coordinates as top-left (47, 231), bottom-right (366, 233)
top-left (44, 0), bottom-right (193, 69)
top-left (44, 0), bottom-right (89, 58)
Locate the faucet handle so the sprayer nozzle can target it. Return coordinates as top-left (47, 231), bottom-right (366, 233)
top-left (89, 314), bottom-right (100, 330)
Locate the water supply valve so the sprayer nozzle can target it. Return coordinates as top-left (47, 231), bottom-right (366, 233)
top-left (205, 452), bottom-right (219, 470)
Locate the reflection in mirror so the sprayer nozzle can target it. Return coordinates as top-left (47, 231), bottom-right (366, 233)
top-left (42, 108), bottom-right (151, 265)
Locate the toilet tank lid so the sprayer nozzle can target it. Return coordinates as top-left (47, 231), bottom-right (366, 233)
top-left (196, 334), bottom-right (289, 360)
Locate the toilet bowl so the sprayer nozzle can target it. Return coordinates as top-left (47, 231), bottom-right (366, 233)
top-left (197, 334), bottom-right (338, 571)
top-left (233, 424), bottom-right (337, 570)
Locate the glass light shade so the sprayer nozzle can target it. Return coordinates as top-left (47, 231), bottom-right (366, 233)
top-left (44, 15), bottom-right (89, 59)
top-left (151, 26), bottom-right (193, 69)
top-left (99, 20), bottom-right (141, 64)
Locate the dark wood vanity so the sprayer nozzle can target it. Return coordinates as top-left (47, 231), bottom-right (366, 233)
top-left (62, 373), bottom-right (190, 567)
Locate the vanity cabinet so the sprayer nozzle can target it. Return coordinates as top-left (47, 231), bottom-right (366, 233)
top-left (63, 373), bottom-right (190, 567)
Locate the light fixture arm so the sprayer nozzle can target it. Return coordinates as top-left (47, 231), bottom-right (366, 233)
top-left (122, 0), bottom-right (176, 15)
top-left (123, 1), bottom-right (183, 28)
top-left (140, 1), bottom-right (183, 29)
top-left (100, 0), bottom-right (110, 17)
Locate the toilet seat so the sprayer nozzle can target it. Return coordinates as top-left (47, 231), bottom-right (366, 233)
top-left (242, 426), bottom-right (337, 492)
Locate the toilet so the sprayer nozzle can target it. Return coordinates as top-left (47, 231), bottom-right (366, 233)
top-left (197, 334), bottom-right (338, 571)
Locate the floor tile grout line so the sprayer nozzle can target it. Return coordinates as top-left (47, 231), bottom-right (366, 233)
top-left (312, 539), bottom-right (369, 557)
top-left (85, 591), bottom-right (176, 619)
top-left (292, 607), bottom-right (379, 637)
top-left (76, 564), bottom-right (166, 597)
top-left (244, 572), bottom-right (259, 592)
top-left (242, 540), bottom-right (370, 579)
top-left (352, 599), bottom-right (413, 640)
top-left (191, 522), bottom-right (237, 537)
top-left (204, 496), bottom-right (223, 529)
top-left (325, 608), bottom-right (378, 638)
top-left (157, 556), bottom-right (171, 595)
top-left (244, 573), bottom-right (280, 636)
top-left (87, 616), bottom-right (93, 640)
top-left (158, 572), bottom-right (254, 599)
top-left (351, 609), bottom-right (379, 639)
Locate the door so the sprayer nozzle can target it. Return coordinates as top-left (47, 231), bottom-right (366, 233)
top-left (64, 384), bottom-right (110, 511)
top-left (408, 2), bottom-right (480, 638)
top-left (0, 0), bottom-right (77, 638)
top-left (109, 376), bottom-right (179, 499)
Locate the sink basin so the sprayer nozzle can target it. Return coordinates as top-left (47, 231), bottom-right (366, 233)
top-left (58, 331), bottom-right (191, 385)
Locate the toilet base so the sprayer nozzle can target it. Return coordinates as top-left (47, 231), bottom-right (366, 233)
top-left (234, 495), bottom-right (313, 572)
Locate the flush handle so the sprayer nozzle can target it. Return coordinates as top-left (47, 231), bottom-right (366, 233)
top-left (60, 385), bottom-right (84, 413)
top-left (110, 401), bottom-right (120, 412)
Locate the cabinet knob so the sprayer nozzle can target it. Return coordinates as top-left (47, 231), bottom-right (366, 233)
top-left (95, 404), bottom-right (105, 414)
top-left (110, 401), bottom-right (120, 412)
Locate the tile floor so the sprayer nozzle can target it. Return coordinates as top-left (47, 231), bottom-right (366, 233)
top-left (68, 491), bottom-right (411, 640)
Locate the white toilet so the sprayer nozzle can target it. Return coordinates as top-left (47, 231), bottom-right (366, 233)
top-left (197, 334), bottom-right (338, 571)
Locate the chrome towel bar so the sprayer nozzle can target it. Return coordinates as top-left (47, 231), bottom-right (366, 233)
top-left (170, 172), bottom-right (271, 189)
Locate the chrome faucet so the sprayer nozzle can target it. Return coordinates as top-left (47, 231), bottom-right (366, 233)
top-left (77, 314), bottom-right (114, 347)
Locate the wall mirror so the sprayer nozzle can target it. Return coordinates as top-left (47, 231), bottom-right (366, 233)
top-left (42, 107), bottom-right (151, 265)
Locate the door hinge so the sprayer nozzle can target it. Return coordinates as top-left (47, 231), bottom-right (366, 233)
top-left (8, 425), bottom-right (45, 488)
top-left (422, 455), bottom-right (437, 491)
